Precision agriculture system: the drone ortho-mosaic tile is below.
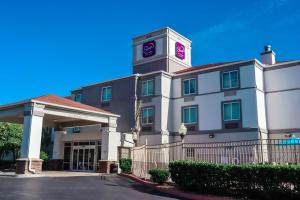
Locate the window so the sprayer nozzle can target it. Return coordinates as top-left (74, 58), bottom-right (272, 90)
top-left (183, 78), bottom-right (196, 95)
top-left (223, 101), bottom-right (241, 121)
top-left (142, 79), bottom-right (154, 97)
top-left (101, 86), bottom-right (112, 102)
top-left (222, 70), bottom-right (239, 89)
top-left (141, 107), bottom-right (154, 125)
top-left (74, 94), bottom-right (82, 102)
top-left (182, 106), bottom-right (198, 124)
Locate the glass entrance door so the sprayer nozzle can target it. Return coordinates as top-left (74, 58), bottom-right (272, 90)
top-left (72, 146), bottom-right (96, 171)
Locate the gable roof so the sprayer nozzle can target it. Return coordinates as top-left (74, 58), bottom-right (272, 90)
top-left (175, 61), bottom-right (244, 74)
top-left (0, 94), bottom-right (116, 116)
top-left (174, 60), bottom-right (295, 75)
top-left (33, 94), bottom-right (113, 114)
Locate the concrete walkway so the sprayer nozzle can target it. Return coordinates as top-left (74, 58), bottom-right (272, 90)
top-left (0, 171), bottom-right (101, 178)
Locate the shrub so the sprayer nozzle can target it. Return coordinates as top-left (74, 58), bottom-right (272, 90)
top-left (40, 151), bottom-right (48, 161)
top-left (119, 158), bottom-right (132, 173)
top-left (149, 169), bottom-right (170, 184)
top-left (169, 161), bottom-right (300, 199)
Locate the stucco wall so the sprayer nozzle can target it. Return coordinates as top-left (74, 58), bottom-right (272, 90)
top-left (78, 76), bottom-right (136, 133)
top-left (170, 64), bottom-right (258, 133)
top-left (172, 131), bottom-right (259, 143)
top-left (265, 64), bottom-right (300, 130)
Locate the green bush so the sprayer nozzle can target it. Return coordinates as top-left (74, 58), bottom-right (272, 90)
top-left (119, 158), bottom-right (132, 173)
top-left (169, 161), bottom-right (300, 199)
top-left (40, 151), bottom-right (48, 161)
top-left (149, 169), bottom-right (169, 184)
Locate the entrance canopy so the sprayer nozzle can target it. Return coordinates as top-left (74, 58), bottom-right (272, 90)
top-left (0, 94), bottom-right (119, 129)
top-left (0, 94), bottom-right (120, 173)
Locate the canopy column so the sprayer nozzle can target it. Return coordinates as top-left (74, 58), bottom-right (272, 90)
top-left (16, 103), bottom-right (44, 174)
top-left (49, 129), bottom-right (66, 170)
top-left (99, 117), bottom-right (120, 173)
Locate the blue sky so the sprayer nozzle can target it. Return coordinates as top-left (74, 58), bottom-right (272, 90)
top-left (0, 0), bottom-right (299, 104)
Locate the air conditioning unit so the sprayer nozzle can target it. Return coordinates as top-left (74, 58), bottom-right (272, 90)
top-left (187, 125), bottom-right (196, 131)
top-left (141, 126), bottom-right (152, 132)
top-left (224, 122), bottom-right (239, 129)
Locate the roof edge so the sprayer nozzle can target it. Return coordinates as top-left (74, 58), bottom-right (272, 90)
top-left (32, 99), bottom-right (120, 117)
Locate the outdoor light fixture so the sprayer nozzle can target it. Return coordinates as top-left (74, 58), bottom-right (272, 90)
top-left (178, 123), bottom-right (187, 141)
top-left (131, 128), bottom-right (139, 146)
top-left (209, 133), bottom-right (215, 138)
top-left (132, 131), bottom-right (138, 141)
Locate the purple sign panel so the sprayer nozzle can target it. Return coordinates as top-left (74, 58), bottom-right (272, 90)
top-left (175, 42), bottom-right (185, 60)
top-left (143, 40), bottom-right (156, 58)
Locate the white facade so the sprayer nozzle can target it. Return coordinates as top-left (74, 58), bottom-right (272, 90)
top-left (66, 28), bottom-right (300, 165)
top-left (136, 60), bottom-right (300, 144)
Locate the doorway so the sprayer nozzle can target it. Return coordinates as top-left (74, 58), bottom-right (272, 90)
top-left (72, 145), bottom-right (96, 171)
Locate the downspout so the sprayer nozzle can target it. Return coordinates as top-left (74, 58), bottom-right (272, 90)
top-left (133, 74), bottom-right (140, 145)
top-left (28, 158), bottom-right (36, 174)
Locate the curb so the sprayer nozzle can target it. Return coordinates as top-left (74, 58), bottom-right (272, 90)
top-left (119, 173), bottom-right (232, 200)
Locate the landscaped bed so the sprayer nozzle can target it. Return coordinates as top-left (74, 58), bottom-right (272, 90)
top-left (169, 161), bottom-right (300, 199)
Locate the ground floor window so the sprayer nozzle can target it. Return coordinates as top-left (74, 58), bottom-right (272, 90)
top-left (223, 101), bottom-right (241, 121)
top-left (222, 100), bottom-right (241, 129)
top-left (182, 106), bottom-right (198, 124)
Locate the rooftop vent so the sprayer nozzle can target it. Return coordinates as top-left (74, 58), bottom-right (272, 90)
top-left (260, 45), bottom-right (276, 65)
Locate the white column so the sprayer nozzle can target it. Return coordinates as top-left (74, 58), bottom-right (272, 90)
top-left (101, 117), bottom-right (120, 161)
top-left (20, 103), bottom-right (44, 159)
top-left (52, 130), bottom-right (66, 159)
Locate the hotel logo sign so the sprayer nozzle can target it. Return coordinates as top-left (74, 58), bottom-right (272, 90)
top-left (143, 40), bottom-right (156, 58)
top-left (175, 42), bottom-right (185, 60)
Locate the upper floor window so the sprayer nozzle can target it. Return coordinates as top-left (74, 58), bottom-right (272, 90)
top-left (101, 86), bottom-right (112, 102)
top-left (222, 70), bottom-right (239, 90)
top-left (182, 106), bottom-right (198, 124)
top-left (74, 94), bottom-right (82, 102)
top-left (141, 107), bottom-right (154, 125)
top-left (223, 101), bottom-right (240, 121)
top-left (183, 78), bottom-right (196, 95)
top-left (142, 79), bottom-right (154, 97)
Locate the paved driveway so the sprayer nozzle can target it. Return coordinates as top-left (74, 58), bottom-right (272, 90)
top-left (0, 175), bottom-right (183, 200)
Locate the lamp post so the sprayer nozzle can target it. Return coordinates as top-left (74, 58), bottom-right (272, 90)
top-left (178, 123), bottom-right (187, 160)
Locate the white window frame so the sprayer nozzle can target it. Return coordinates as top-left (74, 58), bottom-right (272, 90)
top-left (182, 106), bottom-right (198, 125)
top-left (101, 86), bottom-right (112, 102)
top-left (183, 78), bottom-right (196, 96)
top-left (142, 79), bottom-right (154, 97)
top-left (223, 101), bottom-right (241, 121)
top-left (141, 107), bottom-right (154, 125)
top-left (222, 70), bottom-right (239, 90)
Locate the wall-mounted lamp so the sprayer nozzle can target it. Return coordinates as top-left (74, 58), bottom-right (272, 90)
top-left (178, 123), bottom-right (187, 141)
top-left (209, 133), bottom-right (215, 138)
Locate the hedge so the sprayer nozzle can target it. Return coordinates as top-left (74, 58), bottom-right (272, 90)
top-left (119, 158), bottom-right (132, 173)
top-left (169, 161), bottom-right (300, 199)
top-left (0, 160), bottom-right (15, 171)
top-left (149, 169), bottom-right (169, 184)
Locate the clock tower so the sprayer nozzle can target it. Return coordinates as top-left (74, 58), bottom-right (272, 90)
top-left (132, 27), bottom-right (192, 74)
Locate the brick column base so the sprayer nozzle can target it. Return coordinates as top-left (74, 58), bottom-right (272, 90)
top-left (98, 160), bottom-right (116, 174)
top-left (16, 158), bottom-right (43, 174)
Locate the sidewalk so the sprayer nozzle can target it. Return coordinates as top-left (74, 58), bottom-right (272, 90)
top-left (119, 173), bottom-right (234, 200)
top-left (0, 170), bottom-right (101, 178)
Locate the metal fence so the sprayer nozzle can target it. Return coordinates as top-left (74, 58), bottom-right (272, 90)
top-left (131, 139), bottom-right (300, 179)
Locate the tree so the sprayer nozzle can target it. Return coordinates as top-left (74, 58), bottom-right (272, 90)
top-left (0, 122), bottom-right (23, 161)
